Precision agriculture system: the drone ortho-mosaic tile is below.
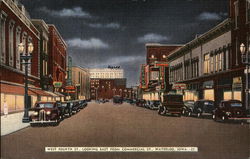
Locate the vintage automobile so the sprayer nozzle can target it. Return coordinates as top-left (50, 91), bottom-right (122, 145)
top-left (213, 100), bottom-right (246, 121)
top-left (149, 100), bottom-right (161, 110)
top-left (113, 95), bottom-right (123, 104)
top-left (71, 100), bottom-right (81, 113)
top-left (136, 99), bottom-right (146, 107)
top-left (61, 101), bottom-right (73, 117)
top-left (182, 100), bottom-right (195, 116)
top-left (79, 100), bottom-right (88, 109)
top-left (29, 101), bottom-right (64, 125)
top-left (158, 94), bottom-right (184, 116)
top-left (192, 100), bottom-right (215, 117)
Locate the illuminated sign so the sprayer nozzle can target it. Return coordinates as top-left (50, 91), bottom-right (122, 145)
top-left (53, 82), bottom-right (62, 88)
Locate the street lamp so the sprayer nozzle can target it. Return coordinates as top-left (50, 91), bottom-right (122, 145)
top-left (19, 42), bottom-right (34, 123)
top-left (240, 43), bottom-right (250, 113)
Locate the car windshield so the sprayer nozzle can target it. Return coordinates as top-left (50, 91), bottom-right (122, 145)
top-left (230, 103), bottom-right (242, 107)
top-left (37, 103), bottom-right (54, 108)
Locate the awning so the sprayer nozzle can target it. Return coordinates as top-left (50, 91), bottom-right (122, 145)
top-left (45, 91), bottom-right (64, 97)
top-left (0, 83), bottom-right (51, 96)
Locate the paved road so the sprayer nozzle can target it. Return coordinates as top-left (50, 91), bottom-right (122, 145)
top-left (1, 102), bottom-right (249, 159)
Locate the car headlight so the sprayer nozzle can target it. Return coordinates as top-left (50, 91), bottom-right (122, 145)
top-left (46, 111), bottom-right (51, 115)
top-left (33, 112), bottom-right (38, 116)
top-left (225, 112), bottom-right (231, 116)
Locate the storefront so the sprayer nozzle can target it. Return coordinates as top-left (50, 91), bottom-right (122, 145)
top-left (202, 81), bottom-right (214, 101)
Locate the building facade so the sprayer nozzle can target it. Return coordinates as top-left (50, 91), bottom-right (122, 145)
top-left (89, 68), bottom-right (124, 79)
top-left (90, 78), bottom-right (126, 99)
top-left (48, 24), bottom-right (67, 93)
top-left (31, 19), bottom-right (50, 91)
top-left (140, 44), bottom-right (182, 100)
top-left (169, 19), bottom-right (232, 104)
top-left (72, 66), bottom-right (90, 100)
top-left (0, 0), bottom-right (50, 113)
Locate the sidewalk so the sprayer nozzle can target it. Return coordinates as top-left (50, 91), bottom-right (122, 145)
top-left (1, 112), bottom-right (30, 136)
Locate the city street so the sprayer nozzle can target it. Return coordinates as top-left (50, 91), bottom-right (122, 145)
top-left (1, 102), bottom-right (249, 159)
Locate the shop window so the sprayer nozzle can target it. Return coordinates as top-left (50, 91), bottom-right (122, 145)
top-left (204, 89), bottom-right (214, 101)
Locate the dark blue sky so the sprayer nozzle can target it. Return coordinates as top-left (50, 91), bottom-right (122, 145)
top-left (21, 0), bottom-right (228, 86)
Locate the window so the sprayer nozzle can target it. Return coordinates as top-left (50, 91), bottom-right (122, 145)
top-left (215, 54), bottom-right (219, 71)
top-left (218, 53), bottom-right (223, 70)
top-left (236, 38), bottom-right (238, 65)
top-left (204, 54), bottom-right (210, 74)
top-left (9, 20), bottom-right (15, 67)
top-left (210, 55), bottom-right (214, 73)
top-left (234, 1), bottom-right (239, 28)
top-left (0, 12), bottom-right (7, 65)
top-left (16, 27), bottom-right (21, 69)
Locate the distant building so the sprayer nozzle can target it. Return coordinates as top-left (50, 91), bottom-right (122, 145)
top-left (140, 44), bottom-right (182, 100)
top-left (89, 68), bottom-right (124, 79)
top-left (90, 78), bottom-right (126, 99)
top-left (72, 66), bottom-right (90, 100)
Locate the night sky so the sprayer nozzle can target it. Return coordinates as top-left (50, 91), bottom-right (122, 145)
top-left (20, 0), bottom-right (228, 87)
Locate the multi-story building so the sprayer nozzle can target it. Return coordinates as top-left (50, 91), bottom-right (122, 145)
top-left (31, 19), bottom-right (50, 91)
top-left (48, 24), bottom-right (67, 93)
top-left (168, 19), bottom-right (232, 104)
top-left (89, 68), bottom-right (124, 79)
top-left (168, 0), bottom-right (250, 109)
top-left (90, 78), bottom-right (126, 99)
top-left (72, 66), bottom-right (90, 100)
top-left (230, 0), bottom-right (250, 110)
top-left (0, 0), bottom-right (56, 113)
top-left (140, 44), bottom-right (182, 100)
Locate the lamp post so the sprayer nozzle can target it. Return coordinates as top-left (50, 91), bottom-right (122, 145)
top-left (19, 42), bottom-right (34, 123)
top-left (240, 43), bottom-right (250, 113)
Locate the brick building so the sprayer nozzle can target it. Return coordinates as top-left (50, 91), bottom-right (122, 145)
top-left (31, 19), bottom-right (50, 91)
top-left (168, 0), bottom-right (250, 108)
top-left (140, 44), bottom-right (182, 100)
top-left (0, 0), bottom-right (52, 113)
top-left (48, 24), bottom-right (67, 93)
top-left (90, 78), bottom-right (126, 99)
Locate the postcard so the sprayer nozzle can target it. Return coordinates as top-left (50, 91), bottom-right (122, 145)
top-left (0, 0), bottom-right (249, 159)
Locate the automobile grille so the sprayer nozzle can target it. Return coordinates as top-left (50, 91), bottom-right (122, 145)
top-left (39, 110), bottom-right (46, 121)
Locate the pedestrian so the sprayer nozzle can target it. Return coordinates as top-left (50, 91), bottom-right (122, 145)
top-left (3, 99), bottom-right (8, 118)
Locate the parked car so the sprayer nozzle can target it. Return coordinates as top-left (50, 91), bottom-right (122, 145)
top-left (182, 100), bottom-right (195, 116)
top-left (79, 100), bottom-right (88, 109)
top-left (72, 100), bottom-right (81, 113)
top-left (113, 95), bottom-right (123, 104)
top-left (29, 101), bottom-right (63, 125)
top-left (149, 100), bottom-right (161, 110)
top-left (158, 94), bottom-right (184, 116)
top-left (192, 100), bottom-right (215, 117)
top-left (61, 101), bottom-right (73, 117)
top-left (136, 99), bottom-right (146, 107)
top-left (144, 100), bottom-right (152, 109)
top-left (213, 100), bottom-right (246, 121)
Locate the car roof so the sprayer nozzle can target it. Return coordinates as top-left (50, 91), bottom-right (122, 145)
top-left (196, 99), bottom-right (214, 102)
